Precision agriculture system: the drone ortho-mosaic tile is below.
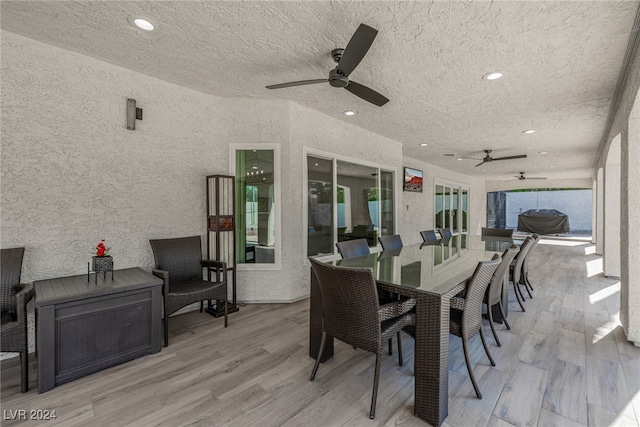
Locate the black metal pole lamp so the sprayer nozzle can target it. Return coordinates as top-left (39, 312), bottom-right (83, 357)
top-left (126, 98), bottom-right (143, 130)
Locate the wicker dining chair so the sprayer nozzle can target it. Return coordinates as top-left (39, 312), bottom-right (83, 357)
top-left (1, 247), bottom-right (34, 393)
top-left (149, 236), bottom-right (228, 346)
top-left (521, 233), bottom-right (541, 292)
top-left (308, 257), bottom-right (416, 419)
top-left (450, 254), bottom-right (501, 399)
top-left (509, 236), bottom-right (535, 311)
top-left (335, 238), bottom-right (370, 259)
top-left (484, 245), bottom-right (520, 347)
top-left (420, 229), bottom-right (441, 243)
top-left (377, 234), bottom-right (403, 251)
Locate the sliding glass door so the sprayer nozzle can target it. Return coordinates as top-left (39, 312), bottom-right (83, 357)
top-left (307, 153), bottom-right (395, 257)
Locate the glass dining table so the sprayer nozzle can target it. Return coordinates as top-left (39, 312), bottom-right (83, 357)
top-left (308, 239), bottom-right (505, 426)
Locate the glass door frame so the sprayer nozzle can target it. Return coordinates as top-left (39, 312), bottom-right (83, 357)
top-left (303, 147), bottom-right (399, 260)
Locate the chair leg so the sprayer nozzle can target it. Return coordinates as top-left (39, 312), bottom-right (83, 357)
top-left (164, 313), bottom-right (169, 347)
top-left (310, 331), bottom-right (327, 381)
top-left (461, 338), bottom-right (482, 399)
top-left (479, 327), bottom-right (496, 366)
top-left (513, 281), bottom-right (526, 312)
top-left (487, 304), bottom-right (501, 347)
top-left (388, 338), bottom-right (392, 355)
top-left (498, 301), bottom-right (511, 330)
top-left (370, 354), bottom-right (382, 419)
top-left (20, 351), bottom-right (28, 393)
top-left (516, 280), bottom-right (527, 301)
top-left (524, 272), bottom-right (534, 291)
top-left (397, 332), bottom-right (403, 367)
top-left (521, 276), bottom-right (533, 298)
top-left (224, 299), bottom-right (228, 328)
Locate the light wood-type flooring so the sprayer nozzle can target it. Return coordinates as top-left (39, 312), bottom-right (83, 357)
top-left (2, 239), bottom-right (639, 426)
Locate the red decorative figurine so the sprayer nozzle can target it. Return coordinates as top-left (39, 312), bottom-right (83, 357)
top-left (96, 239), bottom-right (110, 257)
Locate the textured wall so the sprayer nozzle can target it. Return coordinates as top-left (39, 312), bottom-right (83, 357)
top-left (0, 31), bottom-right (293, 300)
top-left (400, 158), bottom-right (486, 245)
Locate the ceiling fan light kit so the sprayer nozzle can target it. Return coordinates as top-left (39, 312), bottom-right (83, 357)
top-left (266, 24), bottom-right (389, 107)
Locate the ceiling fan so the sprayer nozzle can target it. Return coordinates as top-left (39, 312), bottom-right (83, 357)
top-left (462, 149), bottom-right (527, 167)
top-left (265, 24), bottom-right (389, 107)
top-left (507, 172), bottom-right (547, 181)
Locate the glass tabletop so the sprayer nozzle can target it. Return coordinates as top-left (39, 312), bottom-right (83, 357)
top-left (334, 243), bottom-right (498, 296)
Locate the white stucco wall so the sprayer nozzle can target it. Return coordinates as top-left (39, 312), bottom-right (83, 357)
top-left (400, 158), bottom-right (486, 245)
top-left (0, 31), bottom-right (425, 306)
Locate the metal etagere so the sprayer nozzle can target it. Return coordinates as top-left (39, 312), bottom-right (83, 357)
top-left (205, 174), bottom-right (239, 317)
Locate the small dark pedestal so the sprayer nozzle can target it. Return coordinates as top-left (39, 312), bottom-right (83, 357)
top-left (88, 256), bottom-right (114, 282)
top-left (204, 266), bottom-right (240, 317)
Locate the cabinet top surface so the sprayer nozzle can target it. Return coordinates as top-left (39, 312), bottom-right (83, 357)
top-left (34, 267), bottom-right (162, 306)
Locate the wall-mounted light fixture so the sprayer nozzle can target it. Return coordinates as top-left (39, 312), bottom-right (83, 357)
top-left (126, 99), bottom-right (143, 130)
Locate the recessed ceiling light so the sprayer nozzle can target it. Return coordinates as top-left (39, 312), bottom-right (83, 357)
top-left (343, 110), bottom-right (356, 116)
top-left (133, 18), bottom-right (154, 31)
top-left (314, 163), bottom-right (319, 166)
top-left (252, 166), bottom-right (258, 170)
top-left (483, 72), bottom-right (503, 81)
top-left (522, 129), bottom-right (536, 134)
top-left (550, 165), bottom-right (556, 168)
top-left (419, 143), bottom-right (428, 147)
top-left (456, 158), bottom-right (463, 161)
top-left (539, 151), bottom-right (549, 155)
top-left (481, 169), bottom-right (486, 172)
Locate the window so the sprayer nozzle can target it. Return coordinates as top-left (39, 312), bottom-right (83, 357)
top-left (231, 145), bottom-right (280, 268)
top-left (435, 180), bottom-right (470, 260)
top-left (306, 151), bottom-right (396, 257)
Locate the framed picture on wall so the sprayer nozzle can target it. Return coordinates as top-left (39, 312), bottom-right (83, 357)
top-left (403, 167), bottom-right (423, 192)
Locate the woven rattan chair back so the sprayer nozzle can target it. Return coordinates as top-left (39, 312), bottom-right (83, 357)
top-left (149, 236), bottom-right (203, 284)
top-left (522, 233), bottom-right (541, 277)
top-left (481, 227), bottom-right (514, 237)
top-left (487, 245), bottom-right (520, 306)
top-left (309, 257), bottom-right (382, 354)
top-left (378, 235), bottom-right (403, 251)
top-left (438, 228), bottom-right (453, 241)
top-left (512, 236), bottom-right (534, 285)
top-left (336, 238), bottom-right (370, 259)
top-left (420, 230), bottom-right (440, 242)
top-left (1, 247), bottom-right (25, 314)
top-left (460, 254), bottom-right (501, 338)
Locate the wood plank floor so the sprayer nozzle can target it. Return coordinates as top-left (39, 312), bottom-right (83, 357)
top-left (2, 239), bottom-right (639, 426)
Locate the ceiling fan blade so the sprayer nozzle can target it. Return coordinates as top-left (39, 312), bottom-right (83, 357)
top-left (344, 81), bottom-right (389, 106)
top-left (461, 156), bottom-right (483, 160)
top-left (492, 154), bottom-right (528, 161)
top-left (527, 177), bottom-right (547, 180)
top-left (266, 79), bottom-right (327, 89)
top-left (475, 160), bottom-right (486, 167)
top-left (336, 24), bottom-right (378, 77)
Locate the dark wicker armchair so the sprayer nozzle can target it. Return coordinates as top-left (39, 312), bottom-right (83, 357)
top-left (1, 247), bottom-right (34, 393)
top-left (484, 245), bottom-right (520, 347)
top-left (308, 257), bottom-right (415, 419)
top-left (450, 254), bottom-right (501, 399)
top-left (149, 236), bottom-right (228, 346)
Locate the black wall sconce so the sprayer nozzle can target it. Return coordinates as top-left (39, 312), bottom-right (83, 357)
top-left (126, 99), bottom-right (143, 130)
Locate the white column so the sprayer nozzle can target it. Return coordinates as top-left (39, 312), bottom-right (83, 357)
top-left (591, 179), bottom-right (597, 244)
top-left (604, 137), bottom-right (621, 277)
top-left (596, 168), bottom-right (604, 255)
top-left (621, 95), bottom-right (640, 345)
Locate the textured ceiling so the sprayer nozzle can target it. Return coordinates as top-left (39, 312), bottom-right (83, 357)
top-left (2, 1), bottom-right (638, 182)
